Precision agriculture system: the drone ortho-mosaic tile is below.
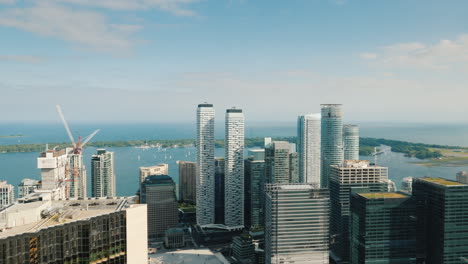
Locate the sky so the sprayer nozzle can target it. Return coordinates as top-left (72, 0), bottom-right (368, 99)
top-left (0, 0), bottom-right (467, 123)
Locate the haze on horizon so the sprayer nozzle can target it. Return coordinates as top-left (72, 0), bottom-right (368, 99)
top-left (0, 0), bottom-right (467, 123)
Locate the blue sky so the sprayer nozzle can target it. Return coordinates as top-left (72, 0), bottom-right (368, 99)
top-left (1, 0), bottom-right (467, 123)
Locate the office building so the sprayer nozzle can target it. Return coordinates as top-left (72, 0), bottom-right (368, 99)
top-left (244, 150), bottom-right (265, 228)
top-left (413, 178), bottom-right (468, 263)
top-left (265, 184), bottom-right (329, 264)
top-left (265, 141), bottom-right (297, 183)
top-left (329, 160), bottom-right (388, 263)
top-left (456, 171), bottom-right (468, 184)
top-left (350, 192), bottom-right (416, 264)
top-left (321, 104), bottom-right (344, 188)
top-left (0, 197), bottom-right (148, 264)
top-left (141, 175), bottom-right (179, 238)
top-left (225, 108), bottom-right (245, 227)
top-left (232, 232), bottom-right (255, 264)
top-left (37, 148), bottom-right (69, 199)
top-left (401, 177), bottom-right (414, 194)
top-left (164, 228), bottom-right (185, 249)
top-left (18, 179), bottom-right (40, 198)
top-left (197, 103), bottom-right (216, 225)
top-left (68, 153), bottom-right (87, 198)
top-left (215, 157), bottom-right (225, 224)
top-left (297, 113), bottom-right (321, 184)
top-left (248, 149), bottom-right (265, 161)
top-left (0, 181), bottom-right (14, 209)
top-left (139, 164), bottom-right (168, 183)
top-left (343, 124), bottom-right (359, 161)
top-left (178, 161), bottom-right (197, 203)
top-left (91, 149), bottom-right (116, 197)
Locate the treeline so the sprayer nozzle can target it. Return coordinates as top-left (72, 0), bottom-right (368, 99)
top-left (359, 137), bottom-right (445, 159)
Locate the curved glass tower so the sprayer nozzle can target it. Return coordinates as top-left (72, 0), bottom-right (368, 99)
top-left (343, 124), bottom-right (359, 160)
top-left (320, 104), bottom-right (343, 188)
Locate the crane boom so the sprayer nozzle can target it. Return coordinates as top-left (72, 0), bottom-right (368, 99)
top-left (56, 105), bottom-right (76, 146)
top-left (81, 129), bottom-right (100, 148)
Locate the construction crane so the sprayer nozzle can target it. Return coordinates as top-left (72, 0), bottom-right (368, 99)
top-left (56, 105), bottom-right (100, 154)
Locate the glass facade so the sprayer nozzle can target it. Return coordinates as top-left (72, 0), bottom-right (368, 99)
top-left (320, 104), bottom-right (344, 188)
top-left (343, 124), bottom-right (359, 161)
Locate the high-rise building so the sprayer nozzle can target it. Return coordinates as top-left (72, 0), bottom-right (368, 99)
top-left (350, 192), bottom-right (416, 264)
top-left (178, 161), bottom-right (197, 203)
top-left (0, 197), bottom-right (148, 264)
top-left (329, 160), bottom-right (388, 264)
top-left (91, 149), bottom-right (116, 198)
top-left (232, 232), bottom-right (255, 264)
top-left (0, 181), bottom-right (14, 208)
top-left (401, 177), bottom-right (414, 194)
top-left (413, 177), bottom-right (468, 263)
top-left (68, 153), bottom-right (87, 198)
top-left (343, 124), bottom-right (359, 161)
top-left (225, 108), bottom-right (245, 227)
top-left (18, 179), bottom-right (40, 198)
top-left (456, 171), bottom-right (468, 184)
top-left (321, 104), bottom-right (344, 188)
top-left (244, 150), bottom-right (265, 228)
top-left (297, 113), bottom-right (321, 185)
top-left (197, 103), bottom-right (216, 225)
top-left (139, 164), bottom-right (169, 183)
top-left (141, 175), bottom-right (179, 238)
top-left (289, 152), bottom-right (299, 183)
top-left (265, 184), bottom-right (329, 264)
top-left (265, 141), bottom-right (297, 184)
top-left (215, 157), bottom-right (225, 224)
top-left (37, 148), bottom-right (69, 199)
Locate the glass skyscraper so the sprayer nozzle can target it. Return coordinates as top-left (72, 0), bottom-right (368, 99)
top-left (343, 124), bottom-right (359, 161)
top-left (244, 150), bottom-right (265, 228)
top-left (91, 149), bottom-right (116, 198)
top-left (321, 104), bottom-right (344, 188)
top-left (297, 113), bottom-right (321, 185)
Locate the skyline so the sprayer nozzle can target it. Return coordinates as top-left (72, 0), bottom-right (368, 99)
top-left (1, 0), bottom-right (468, 122)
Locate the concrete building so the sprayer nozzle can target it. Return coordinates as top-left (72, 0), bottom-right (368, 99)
top-left (297, 113), bottom-right (321, 185)
top-left (244, 151), bottom-right (265, 228)
top-left (139, 164), bottom-right (169, 183)
top-left (37, 148), bottom-right (69, 199)
top-left (321, 104), bottom-right (344, 188)
top-left (329, 160), bottom-right (388, 264)
top-left (164, 228), bottom-right (185, 249)
top-left (248, 149), bottom-right (265, 161)
top-left (413, 178), bottom-right (468, 263)
top-left (68, 153), bottom-right (87, 198)
top-left (225, 108), bottom-right (245, 227)
top-left (265, 184), bottom-right (329, 264)
top-left (178, 161), bottom-right (197, 203)
top-left (91, 149), bottom-right (116, 197)
top-left (215, 157), bottom-right (225, 224)
top-left (0, 197), bottom-right (148, 264)
top-left (456, 171), bottom-right (468, 184)
top-left (350, 192), bottom-right (416, 264)
top-left (197, 103), bottom-right (216, 226)
top-left (343, 124), bottom-right (359, 161)
top-left (141, 175), bottom-right (179, 238)
top-left (401, 177), bottom-right (414, 194)
top-left (265, 141), bottom-right (298, 184)
top-left (0, 181), bottom-right (14, 209)
top-left (18, 179), bottom-right (40, 199)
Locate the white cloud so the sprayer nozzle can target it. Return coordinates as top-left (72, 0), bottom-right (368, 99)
top-left (0, 55), bottom-right (44, 63)
top-left (361, 34), bottom-right (468, 70)
top-left (0, 2), bottom-right (141, 50)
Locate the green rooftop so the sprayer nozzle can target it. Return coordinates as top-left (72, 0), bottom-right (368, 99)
top-left (358, 192), bottom-right (409, 199)
top-left (421, 177), bottom-right (465, 186)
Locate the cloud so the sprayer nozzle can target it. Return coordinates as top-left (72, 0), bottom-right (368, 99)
top-left (0, 55), bottom-right (45, 63)
top-left (0, 2), bottom-right (141, 50)
top-left (361, 34), bottom-right (468, 70)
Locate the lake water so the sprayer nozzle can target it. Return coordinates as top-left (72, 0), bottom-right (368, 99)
top-left (0, 122), bottom-right (467, 197)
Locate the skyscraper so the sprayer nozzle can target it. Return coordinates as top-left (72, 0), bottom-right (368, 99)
top-left (68, 153), bottom-right (87, 198)
top-left (329, 160), bottom-right (388, 263)
top-left (91, 149), bottom-right (116, 197)
top-left (141, 175), bottom-right (178, 238)
top-left (37, 147), bottom-right (69, 199)
top-left (225, 108), bottom-right (245, 227)
top-left (297, 113), bottom-right (321, 185)
top-left (215, 157), bottom-right (225, 224)
top-left (0, 181), bottom-right (14, 208)
top-left (265, 141), bottom-right (297, 184)
top-left (178, 161), bottom-right (197, 203)
top-left (321, 104), bottom-right (344, 188)
top-left (350, 192), bottom-right (416, 264)
top-left (196, 103), bottom-right (215, 225)
top-left (343, 124), bottom-right (359, 160)
top-left (413, 177), bottom-right (468, 263)
top-left (139, 164), bottom-right (169, 183)
top-left (245, 150), bottom-right (265, 228)
top-left (17, 179), bottom-right (40, 198)
top-left (456, 171), bottom-right (468, 184)
top-left (265, 184), bottom-right (329, 264)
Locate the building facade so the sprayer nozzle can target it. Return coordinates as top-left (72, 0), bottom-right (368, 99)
top-left (244, 150), bottom-right (265, 228)
top-left (297, 113), bottom-right (321, 185)
top-left (18, 179), bottom-right (40, 199)
top-left (91, 149), bottom-right (116, 197)
top-left (139, 164), bottom-right (169, 183)
top-left (350, 192), bottom-right (416, 264)
top-left (232, 232), bottom-right (255, 264)
top-left (343, 124), bottom-right (359, 161)
top-left (413, 178), bottom-right (468, 263)
top-left (321, 104), bottom-right (344, 188)
top-left (456, 171), bottom-right (468, 184)
top-left (215, 157), bottom-right (225, 224)
top-left (329, 160), bottom-right (388, 263)
top-left (196, 103), bottom-right (216, 225)
top-left (0, 181), bottom-right (14, 209)
top-left (68, 153), bottom-right (87, 198)
top-left (265, 184), bottom-right (329, 264)
top-left (37, 148), bottom-right (69, 199)
top-left (265, 141), bottom-right (297, 184)
top-left (141, 175), bottom-right (179, 238)
top-left (178, 161), bottom-right (197, 203)
top-left (225, 108), bottom-right (245, 227)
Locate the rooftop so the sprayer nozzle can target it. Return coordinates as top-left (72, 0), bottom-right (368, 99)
top-left (150, 248), bottom-right (229, 264)
top-left (420, 177), bottom-right (465, 186)
top-left (358, 192), bottom-right (409, 199)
